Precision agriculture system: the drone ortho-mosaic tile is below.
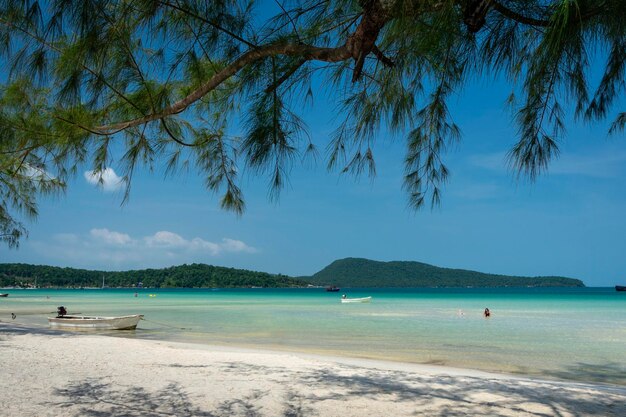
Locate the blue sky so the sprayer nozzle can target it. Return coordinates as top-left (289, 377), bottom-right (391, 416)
top-left (2, 8), bottom-right (625, 286)
top-left (3, 76), bottom-right (625, 287)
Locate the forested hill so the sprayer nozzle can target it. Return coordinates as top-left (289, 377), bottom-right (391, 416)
top-left (0, 258), bottom-right (586, 289)
top-left (306, 258), bottom-right (585, 288)
top-left (0, 263), bottom-right (307, 288)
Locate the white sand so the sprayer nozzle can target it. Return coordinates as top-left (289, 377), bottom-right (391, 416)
top-left (1, 322), bottom-right (624, 416)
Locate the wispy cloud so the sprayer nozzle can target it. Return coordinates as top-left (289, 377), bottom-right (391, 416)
top-left (84, 167), bottom-right (125, 192)
top-left (467, 148), bottom-right (626, 179)
top-left (550, 150), bottom-right (626, 178)
top-left (31, 228), bottom-right (257, 269)
top-left (451, 182), bottom-right (502, 200)
top-left (467, 152), bottom-right (508, 172)
top-left (90, 228), bottom-right (133, 245)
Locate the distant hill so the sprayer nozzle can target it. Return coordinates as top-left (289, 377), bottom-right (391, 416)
top-left (0, 258), bottom-right (585, 289)
top-left (0, 263), bottom-right (307, 289)
top-left (306, 258), bottom-right (585, 288)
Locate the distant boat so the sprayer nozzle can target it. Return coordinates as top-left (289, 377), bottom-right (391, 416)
top-left (48, 314), bottom-right (143, 330)
top-left (325, 286), bottom-right (340, 292)
top-left (0, 293), bottom-right (8, 297)
top-left (616, 286), bottom-right (626, 292)
top-left (341, 296), bottom-right (372, 303)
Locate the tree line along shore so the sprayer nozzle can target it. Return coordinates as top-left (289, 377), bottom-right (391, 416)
top-left (0, 258), bottom-right (584, 289)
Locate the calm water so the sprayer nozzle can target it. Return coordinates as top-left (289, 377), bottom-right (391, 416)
top-left (2, 287), bottom-right (625, 385)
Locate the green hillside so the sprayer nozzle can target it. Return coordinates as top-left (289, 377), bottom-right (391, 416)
top-left (0, 263), bottom-right (307, 288)
top-left (306, 258), bottom-right (585, 288)
top-left (0, 258), bottom-right (586, 289)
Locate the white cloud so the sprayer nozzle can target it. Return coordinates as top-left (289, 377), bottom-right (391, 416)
top-left (145, 231), bottom-right (188, 248)
top-left (221, 238), bottom-right (257, 254)
top-left (143, 232), bottom-right (255, 256)
top-left (189, 238), bottom-right (221, 254)
top-left (20, 163), bottom-right (56, 181)
top-left (84, 167), bottom-right (125, 192)
top-left (90, 228), bottom-right (133, 245)
top-left (31, 228), bottom-right (257, 269)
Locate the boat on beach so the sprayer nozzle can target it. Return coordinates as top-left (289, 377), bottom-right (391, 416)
top-left (616, 285), bottom-right (626, 292)
top-left (340, 296), bottom-right (372, 303)
top-left (48, 314), bottom-right (144, 330)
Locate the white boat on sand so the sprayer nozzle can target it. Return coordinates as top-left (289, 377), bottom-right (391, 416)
top-left (48, 314), bottom-right (144, 330)
top-left (341, 296), bottom-right (372, 303)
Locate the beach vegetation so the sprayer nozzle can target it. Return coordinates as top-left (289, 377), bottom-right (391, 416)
top-left (0, 258), bottom-right (585, 288)
top-left (1, 0), bottom-right (625, 246)
top-left (0, 262), bottom-right (306, 288)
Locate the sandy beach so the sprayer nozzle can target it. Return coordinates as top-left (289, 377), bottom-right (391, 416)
top-left (1, 322), bottom-right (624, 417)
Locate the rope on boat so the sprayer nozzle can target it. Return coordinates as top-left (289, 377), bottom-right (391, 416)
top-left (140, 317), bottom-right (189, 330)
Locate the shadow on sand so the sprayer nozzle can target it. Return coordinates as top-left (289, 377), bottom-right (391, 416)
top-left (42, 362), bottom-right (626, 417)
top-left (52, 380), bottom-right (217, 417)
top-left (3, 323), bottom-right (623, 416)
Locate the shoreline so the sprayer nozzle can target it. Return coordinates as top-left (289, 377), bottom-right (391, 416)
top-left (4, 314), bottom-right (626, 388)
top-left (2, 322), bottom-right (625, 416)
top-left (3, 287), bottom-right (626, 389)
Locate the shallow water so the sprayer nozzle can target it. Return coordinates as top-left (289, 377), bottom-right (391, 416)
top-left (2, 287), bottom-right (625, 385)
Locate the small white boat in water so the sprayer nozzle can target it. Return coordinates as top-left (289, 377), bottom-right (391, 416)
top-left (48, 314), bottom-right (144, 330)
top-left (340, 296), bottom-right (372, 303)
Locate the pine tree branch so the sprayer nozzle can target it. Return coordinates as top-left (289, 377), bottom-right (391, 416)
top-left (158, 0), bottom-right (258, 49)
top-left (264, 59), bottom-right (307, 94)
top-left (0, 18), bottom-right (141, 112)
top-left (493, 1), bottom-right (607, 27)
top-left (371, 45), bottom-right (394, 67)
top-left (95, 42), bottom-right (353, 134)
top-left (492, 2), bottom-right (549, 27)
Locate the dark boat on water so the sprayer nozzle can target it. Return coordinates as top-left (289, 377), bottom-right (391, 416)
top-left (0, 293), bottom-right (8, 297)
top-left (616, 286), bottom-right (626, 292)
top-left (325, 286), bottom-right (340, 292)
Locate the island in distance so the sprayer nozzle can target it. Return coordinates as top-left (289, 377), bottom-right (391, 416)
top-left (0, 258), bottom-right (584, 289)
top-left (304, 258), bottom-right (585, 288)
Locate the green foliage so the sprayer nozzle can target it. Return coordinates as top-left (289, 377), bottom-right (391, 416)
top-left (1, 1), bottom-right (625, 246)
top-left (0, 258), bottom-right (586, 288)
top-left (0, 263), bottom-right (308, 288)
top-left (306, 257), bottom-right (585, 288)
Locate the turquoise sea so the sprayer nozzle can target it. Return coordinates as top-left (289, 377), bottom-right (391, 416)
top-left (2, 287), bottom-right (625, 385)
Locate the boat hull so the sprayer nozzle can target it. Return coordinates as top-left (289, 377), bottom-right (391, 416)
top-left (341, 296), bottom-right (372, 303)
top-left (616, 286), bottom-right (626, 292)
top-left (48, 314), bottom-right (143, 330)
top-left (0, 293), bottom-right (8, 297)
